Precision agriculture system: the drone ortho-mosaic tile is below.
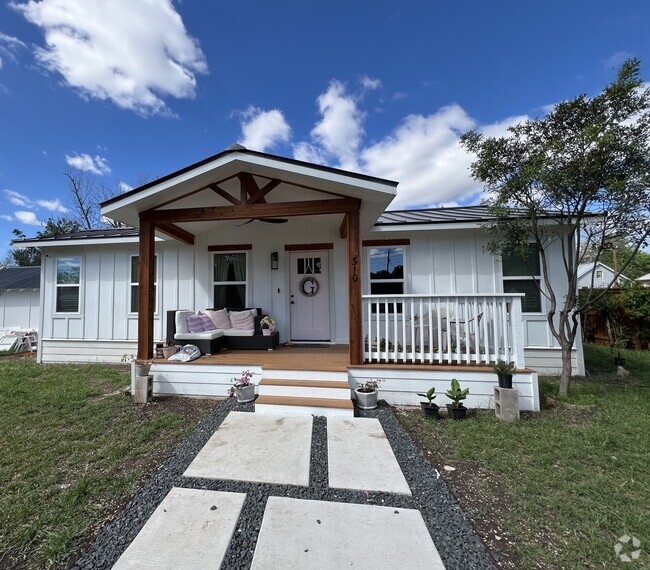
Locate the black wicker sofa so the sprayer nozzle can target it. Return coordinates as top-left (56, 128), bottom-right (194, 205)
top-left (166, 308), bottom-right (279, 355)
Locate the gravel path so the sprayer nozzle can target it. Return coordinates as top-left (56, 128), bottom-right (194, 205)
top-left (74, 399), bottom-right (495, 569)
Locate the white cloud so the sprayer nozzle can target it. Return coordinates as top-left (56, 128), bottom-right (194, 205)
top-left (299, 80), bottom-right (365, 171)
top-left (36, 198), bottom-right (68, 213)
top-left (360, 74), bottom-right (381, 91)
top-left (3, 189), bottom-right (31, 206)
top-left (0, 214), bottom-right (12, 221)
top-left (293, 79), bottom-right (529, 210)
top-left (14, 210), bottom-right (40, 225)
top-left (65, 153), bottom-right (111, 175)
top-left (12, 0), bottom-right (208, 115)
top-left (118, 181), bottom-right (133, 193)
top-left (238, 106), bottom-right (291, 152)
top-left (0, 32), bottom-right (27, 69)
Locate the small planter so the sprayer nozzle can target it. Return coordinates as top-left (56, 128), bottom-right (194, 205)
top-left (262, 328), bottom-right (271, 336)
top-left (135, 363), bottom-right (152, 377)
top-left (234, 384), bottom-right (255, 403)
top-left (496, 373), bottom-right (513, 389)
top-left (446, 404), bottom-right (468, 421)
top-left (355, 388), bottom-right (378, 410)
top-left (420, 402), bottom-right (440, 419)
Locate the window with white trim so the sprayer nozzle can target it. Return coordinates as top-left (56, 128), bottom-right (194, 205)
top-left (130, 255), bottom-right (157, 313)
top-left (502, 245), bottom-right (542, 313)
top-left (595, 269), bottom-right (604, 279)
top-left (213, 252), bottom-right (247, 307)
top-left (368, 246), bottom-right (404, 313)
top-left (56, 257), bottom-right (81, 312)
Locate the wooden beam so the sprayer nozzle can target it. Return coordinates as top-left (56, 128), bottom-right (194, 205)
top-left (284, 243), bottom-right (334, 251)
top-left (137, 218), bottom-right (155, 361)
top-left (339, 214), bottom-right (348, 239)
top-left (156, 223), bottom-right (195, 245)
top-left (237, 173), bottom-right (249, 204)
top-left (141, 198), bottom-right (360, 224)
top-left (248, 178), bottom-right (280, 204)
top-left (362, 238), bottom-right (410, 247)
top-left (208, 244), bottom-right (253, 251)
top-left (347, 207), bottom-right (363, 365)
top-left (209, 183), bottom-right (240, 205)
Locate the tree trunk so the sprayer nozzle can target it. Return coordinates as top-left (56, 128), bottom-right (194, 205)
top-left (558, 340), bottom-right (573, 396)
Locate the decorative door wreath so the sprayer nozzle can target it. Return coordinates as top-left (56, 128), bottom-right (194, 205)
top-left (299, 276), bottom-right (320, 296)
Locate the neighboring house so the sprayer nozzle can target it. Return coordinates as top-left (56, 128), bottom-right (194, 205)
top-left (0, 266), bottom-right (40, 330)
top-left (577, 262), bottom-right (629, 289)
top-left (13, 146), bottom-right (586, 411)
top-left (637, 272), bottom-right (650, 287)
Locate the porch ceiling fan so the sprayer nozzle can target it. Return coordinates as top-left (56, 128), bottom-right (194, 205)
top-left (236, 217), bottom-right (288, 226)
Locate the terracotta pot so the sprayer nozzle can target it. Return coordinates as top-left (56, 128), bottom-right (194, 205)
top-left (135, 363), bottom-right (151, 377)
top-left (162, 346), bottom-right (178, 358)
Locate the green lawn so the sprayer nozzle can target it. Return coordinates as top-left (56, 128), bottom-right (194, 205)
top-left (398, 344), bottom-right (649, 569)
top-left (0, 357), bottom-right (216, 568)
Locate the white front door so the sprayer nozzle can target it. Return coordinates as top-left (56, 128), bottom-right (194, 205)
top-left (290, 251), bottom-right (330, 341)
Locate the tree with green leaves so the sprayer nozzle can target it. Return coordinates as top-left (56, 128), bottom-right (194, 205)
top-left (6, 218), bottom-right (81, 267)
top-left (585, 240), bottom-right (650, 281)
top-left (461, 59), bottom-right (650, 395)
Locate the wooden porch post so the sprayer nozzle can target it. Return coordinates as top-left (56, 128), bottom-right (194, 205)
top-left (347, 207), bottom-right (363, 365)
top-left (137, 218), bottom-right (155, 360)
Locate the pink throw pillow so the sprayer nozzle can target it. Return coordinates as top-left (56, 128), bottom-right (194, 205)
top-left (205, 308), bottom-right (230, 329)
top-left (199, 313), bottom-right (217, 331)
top-left (229, 309), bottom-right (255, 330)
top-left (186, 313), bottom-right (205, 333)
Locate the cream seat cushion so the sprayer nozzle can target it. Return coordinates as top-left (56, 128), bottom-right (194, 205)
top-left (223, 328), bottom-right (255, 337)
top-left (174, 330), bottom-right (224, 341)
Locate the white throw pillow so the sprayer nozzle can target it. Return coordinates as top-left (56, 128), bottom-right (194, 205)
top-left (175, 310), bottom-right (194, 334)
top-left (205, 308), bottom-right (231, 330)
top-left (229, 309), bottom-right (255, 330)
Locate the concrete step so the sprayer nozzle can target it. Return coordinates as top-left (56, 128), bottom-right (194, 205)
top-left (258, 378), bottom-right (351, 399)
top-left (255, 395), bottom-right (354, 418)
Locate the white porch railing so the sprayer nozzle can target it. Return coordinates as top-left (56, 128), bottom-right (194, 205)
top-left (363, 294), bottom-right (526, 368)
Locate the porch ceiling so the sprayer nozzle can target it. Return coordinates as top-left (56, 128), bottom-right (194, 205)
top-left (101, 147), bottom-right (397, 236)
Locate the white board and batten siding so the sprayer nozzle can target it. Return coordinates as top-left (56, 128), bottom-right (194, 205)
top-left (0, 289), bottom-right (39, 330)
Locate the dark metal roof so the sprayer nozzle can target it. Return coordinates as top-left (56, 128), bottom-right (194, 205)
top-left (0, 267), bottom-right (41, 289)
top-left (101, 146), bottom-right (399, 208)
top-left (12, 227), bottom-right (138, 246)
top-left (377, 205), bottom-right (501, 225)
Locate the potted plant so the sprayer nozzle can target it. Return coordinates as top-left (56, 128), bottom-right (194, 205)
top-left (492, 360), bottom-right (515, 389)
top-left (260, 315), bottom-right (275, 336)
top-left (354, 378), bottom-right (382, 410)
top-left (162, 343), bottom-right (178, 358)
top-left (417, 387), bottom-right (439, 419)
top-left (134, 358), bottom-right (153, 377)
top-left (229, 369), bottom-right (256, 403)
top-left (445, 378), bottom-right (469, 420)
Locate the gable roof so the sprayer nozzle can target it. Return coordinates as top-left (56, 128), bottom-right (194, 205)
top-left (637, 272), bottom-right (650, 282)
top-left (100, 145), bottom-right (398, 232)
top-left (0, 266), bottom-right (40, 289)
top-left (576, 262), bottom-right (629, 281)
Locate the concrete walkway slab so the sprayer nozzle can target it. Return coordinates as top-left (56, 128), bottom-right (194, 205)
top-left (327, 416), bottom-right (411, 495)
top-left (251, 496), bottom-right (444, 569)
top-left (112, 487), bottom-right (245, 569)
top-left (184, 411), bottom-right (312, 486)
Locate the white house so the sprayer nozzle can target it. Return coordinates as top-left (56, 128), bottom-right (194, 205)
top-left (14, 146), bottom-right (586, 413)
top-left (637, 272), bottom-right (650, 287)
top-left (577, 262), bottom-right (629, 289)
top-left (0, 266), bottom-right (40, 330)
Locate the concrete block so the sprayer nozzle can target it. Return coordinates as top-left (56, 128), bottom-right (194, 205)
top-left (252, 497), bottom-right (444, 569)
top-left (494, 386), bottom-right (520, 422)
top-left (134, 375), bottom-right (153, 404)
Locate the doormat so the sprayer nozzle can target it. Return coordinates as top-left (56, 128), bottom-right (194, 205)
top-left (289, 344), bottom-right (330, 349)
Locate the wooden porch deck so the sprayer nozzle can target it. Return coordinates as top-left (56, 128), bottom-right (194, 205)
top-left (154, 344), bottom-right (519, 372)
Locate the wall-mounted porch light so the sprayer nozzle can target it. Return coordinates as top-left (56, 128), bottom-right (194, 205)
top-left (271, 251), bottom-right (279, 270)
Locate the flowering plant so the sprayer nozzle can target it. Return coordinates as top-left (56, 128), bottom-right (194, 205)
top-left (260, 315), bottom-right (276, 329)
top-left (357, 378), bottom-right (382, 393)
top-left (229, 369), bottom-right (255, 396)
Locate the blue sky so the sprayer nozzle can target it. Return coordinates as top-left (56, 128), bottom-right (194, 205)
top-left (1, 0), bottom-right (649, 260)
